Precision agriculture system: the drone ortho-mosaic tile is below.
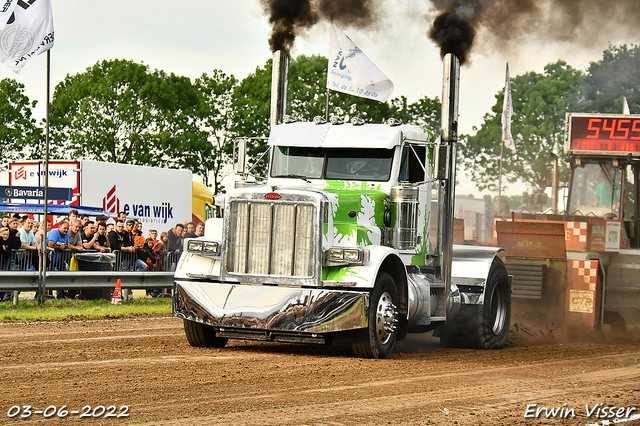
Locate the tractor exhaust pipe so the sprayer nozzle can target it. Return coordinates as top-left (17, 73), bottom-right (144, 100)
top-left (437, 53), bottom-right (460, 307)
top-left (270, 50), bottom-right (289, 127)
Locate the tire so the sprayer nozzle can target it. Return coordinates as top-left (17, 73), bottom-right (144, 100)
top-left (439, 257), bottom-right (511, 349)
top-left (183, 319), bottom-right (228, 348)
top-left (351, 272), bottom-right (399, 359)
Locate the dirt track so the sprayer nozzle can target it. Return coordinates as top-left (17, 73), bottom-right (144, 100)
top-left (1, 317), bottom-right (640, 425)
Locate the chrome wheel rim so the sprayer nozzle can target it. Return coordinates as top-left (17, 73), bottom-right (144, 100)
top-left (375, 291), bottom-right (397, 344)
top-left (490, 283), bottom-right (507, 335)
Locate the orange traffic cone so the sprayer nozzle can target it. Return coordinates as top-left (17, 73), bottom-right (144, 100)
top-left (111, 279), bottom-right (122, 305)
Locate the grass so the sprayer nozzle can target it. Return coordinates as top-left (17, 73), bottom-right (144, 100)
top-left (0, 294), bottom-right (173, 322)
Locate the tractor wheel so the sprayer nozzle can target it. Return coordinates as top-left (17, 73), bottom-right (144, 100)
top-left (351, 272), bottom-right (399, 359)
top-left (439, 257), bottom-right (511, 349)
top-left (183, 319), bottom-right (228, 348)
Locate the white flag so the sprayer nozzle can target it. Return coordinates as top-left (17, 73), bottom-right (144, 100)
top-left (0, 0), bottom-right (18, 31)
top-left (327, 22), bottom-right (394, 103)
top-left (623, 96), bottom-right (631, 115)
top-left (0, 0), bottom-right (54, 74)
top-left (501, 63), bottom-right (516, 152)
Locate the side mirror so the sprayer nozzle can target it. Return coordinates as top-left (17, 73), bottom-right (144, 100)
top-left (235, 138), bottom-right (246, 175)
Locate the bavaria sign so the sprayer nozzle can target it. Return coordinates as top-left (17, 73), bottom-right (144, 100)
top-left (1, 185), bottom-right (72, 201)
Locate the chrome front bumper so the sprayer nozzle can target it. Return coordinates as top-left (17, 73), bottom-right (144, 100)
top-left (174, 280), bottom-right (368, 335)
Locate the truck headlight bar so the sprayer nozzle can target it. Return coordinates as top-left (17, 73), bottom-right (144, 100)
top-left (351, 116), bottom-right (364, 126)
top-left (187, 240), bottom-right (221, 256)
top-left (387, 117), bottom-right (402, 126)
top-left (325, 247), bottom-right (369, 265)
top-left (313, 116), bottom-right (327, 125)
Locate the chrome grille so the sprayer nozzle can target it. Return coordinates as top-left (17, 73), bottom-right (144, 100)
top-left (227, 200), bottom-right (316, 278)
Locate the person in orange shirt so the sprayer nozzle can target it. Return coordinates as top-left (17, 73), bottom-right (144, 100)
top-left (133, 220), bottom-right (145, 247)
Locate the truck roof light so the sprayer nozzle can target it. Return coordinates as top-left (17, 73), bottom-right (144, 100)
top-left (283, 115), bottom-right (297, 124)
top-left (330, 116), bottom-right (344, 125)
top-left (387, 117), bottom-right (402, 126)
top-left (351, 117), bottom-right (364, 126)
top-left (313, 116), bottom-right (327, 125)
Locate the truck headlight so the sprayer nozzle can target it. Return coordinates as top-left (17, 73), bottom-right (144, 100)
top-left (343, 249), bottom-right (362, 263)
top-left (325, 248), bottom-right (369, 265)
top-left (187, 239), bottom-right (220, 256)
top-left (187, 240), bottom-right (204, 252)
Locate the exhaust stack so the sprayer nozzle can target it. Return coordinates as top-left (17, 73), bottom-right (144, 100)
top-left (270, 50), bottom-right (289, 127)
top-left (437, 53), bottom-right (460, 305)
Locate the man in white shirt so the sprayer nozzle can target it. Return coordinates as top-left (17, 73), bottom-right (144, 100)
top-left (16, 218), bottom-right (39, 284)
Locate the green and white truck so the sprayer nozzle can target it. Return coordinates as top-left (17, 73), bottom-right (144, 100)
top-left (173, 53), bottom-right (511, 359)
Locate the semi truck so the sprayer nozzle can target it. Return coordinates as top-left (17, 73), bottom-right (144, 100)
top-left (173, 52), bottom-right (512, 359)
top-left (8, 160), bottom-right (214, 232)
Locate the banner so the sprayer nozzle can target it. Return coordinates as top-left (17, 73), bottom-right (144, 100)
top-left (327, 22), bottom-right (394, 103)
top-left (0, 0), bottom-right (18, 31)
top-left (502, 63), bottom-right (516, 152)
top-left (0, 0), bottom-right (54, 73)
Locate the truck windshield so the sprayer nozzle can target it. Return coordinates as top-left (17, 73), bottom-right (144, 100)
top-left (568, 162), bottom-right (624, 218)
top-left (271, 146), bottom-right (394, 182)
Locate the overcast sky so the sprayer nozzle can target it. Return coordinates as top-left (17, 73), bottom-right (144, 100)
top-left (3, 0), bottom-right (633, 196)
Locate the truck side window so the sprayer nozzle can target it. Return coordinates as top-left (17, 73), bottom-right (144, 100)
top-left (399, 145), bottom-right (426, 183)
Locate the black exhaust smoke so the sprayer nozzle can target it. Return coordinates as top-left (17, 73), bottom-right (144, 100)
top-left (429, 12), bottom-right (475, 65)
top-left (427, 0), bottom-right (640, 65)
top-left (261, 0), bottom-right (318, 54)
top-left (260, 0), bottom-right (378, 54)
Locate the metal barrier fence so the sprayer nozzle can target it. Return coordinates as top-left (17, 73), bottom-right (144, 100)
top-left (1, 249), bottom-right (182, 272)
top-left (112, 250), bottom-right (181, 272)
top-left (1, 249), bottom-right (39, 271)
top-left (0, 249), bottom-right (182, 302)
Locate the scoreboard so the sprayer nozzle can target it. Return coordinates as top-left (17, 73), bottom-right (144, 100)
top-left (566, 113), bottom-right (640, 156)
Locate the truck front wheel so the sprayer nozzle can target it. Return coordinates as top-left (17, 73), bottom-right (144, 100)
top-left (439, 257), bottom-right (511, 349)
top-left (183, 319), bottom-right (228, 348)
top-left (351, 272), bottom-right (399, 359)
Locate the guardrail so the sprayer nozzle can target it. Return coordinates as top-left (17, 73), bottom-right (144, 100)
top-left (0, 249), bottom-right (181, 302)
top-left (0, 271), bottom-right (175, 291)
top-left (1, 249), bottom-right (180, 273)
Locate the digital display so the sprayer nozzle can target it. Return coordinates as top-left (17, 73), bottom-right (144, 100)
top-left (569, 115), bottom-right (640, 154)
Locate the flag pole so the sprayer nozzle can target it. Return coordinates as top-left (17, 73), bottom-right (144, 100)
top-left (38, 49), bottom-right (51, 304)
top-left (498, 139), bottom-right (504, 216)
top-left (325, 88), bottom-right (330, 121)
top-left (499, 62), bottom-right (514, 218)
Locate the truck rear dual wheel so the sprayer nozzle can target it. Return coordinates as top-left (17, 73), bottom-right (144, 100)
top-left (351, 272), bottom-right (399, 359)
top-left (439, 257), bottom-right (511, 349)
top-left (183, 319), bottom-right (228, 348)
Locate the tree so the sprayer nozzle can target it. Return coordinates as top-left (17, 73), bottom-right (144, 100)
top-left (577, 44), bottom-right (640, 114)
top-left (179, 70), bottom-right (238, 195)
top-left (460, 61), bottom-right (584, 191)
top-left (50, 59), bottom-right (201, 167)
top-left (0, 78), bottom-right (42, 171)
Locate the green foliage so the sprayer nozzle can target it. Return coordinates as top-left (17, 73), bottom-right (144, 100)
top-left (229, 59), bottom-right (272, 176)
top-left (0, 78), bottom-right (42, 170)
top-left (182, 69), bottom-right (238, 195)
top-left (461, 61), bottom-right (583, 191)
top-left (576, 44), bottom-right (640, 114)
top-left (49, 59), bottom-right (201, 167)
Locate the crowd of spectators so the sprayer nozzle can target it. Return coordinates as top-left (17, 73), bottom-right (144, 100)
top-left (0, 210), bottom-right (206, 300)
